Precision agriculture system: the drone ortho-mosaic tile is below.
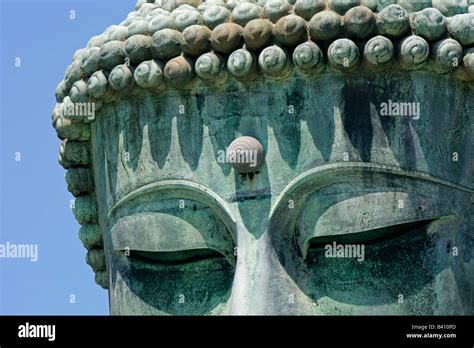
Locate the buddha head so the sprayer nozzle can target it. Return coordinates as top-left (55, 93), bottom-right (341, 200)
top-left (52, 0), bottom-right (474, 315)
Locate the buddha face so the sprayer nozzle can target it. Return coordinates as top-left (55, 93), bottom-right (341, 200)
top-left (91, 72), bottom-right (473, 315)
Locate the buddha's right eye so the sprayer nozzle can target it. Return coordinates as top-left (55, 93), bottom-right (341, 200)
top-left (108, 193), bottom-right (236, 314)
top-left (110, 198), bottom-right (236, 267)
top-left (130, 249), bottom-right (228, 266)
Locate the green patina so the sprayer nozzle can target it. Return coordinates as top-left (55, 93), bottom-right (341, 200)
top-left (52, 0), bottom-right (474, 315)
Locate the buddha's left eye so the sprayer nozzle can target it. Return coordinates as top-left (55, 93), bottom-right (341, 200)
top-left (131, 249), bottom-right (227, 266)
top-left (306, 219), bottom-right (435, 251)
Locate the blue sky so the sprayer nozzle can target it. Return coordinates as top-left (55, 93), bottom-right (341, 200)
top-left (1, 0), bottom-right (135, 315)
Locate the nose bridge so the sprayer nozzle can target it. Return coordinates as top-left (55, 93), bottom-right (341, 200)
top-left (227, 202), bottom-right (317, 315)
top-left (229, 225), bottom-right (277, 315)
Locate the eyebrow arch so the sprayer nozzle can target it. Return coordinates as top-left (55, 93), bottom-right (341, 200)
top-left (270, 162), bottom-right (474, 221)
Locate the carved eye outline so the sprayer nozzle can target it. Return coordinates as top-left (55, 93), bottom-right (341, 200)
top-left (306, 218), bottom-right (436, 252)
top-left (269, 162), bottom-right (472, 259)
top-left (107, 180), bottom-right (237, 267)
top-left (131, 249), bottom-right (228, 266)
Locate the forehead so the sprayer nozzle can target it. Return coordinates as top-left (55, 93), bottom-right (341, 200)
top-left (91, 72), bottom-right (473, 217)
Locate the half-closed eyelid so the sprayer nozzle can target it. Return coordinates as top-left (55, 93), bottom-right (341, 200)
top-left (111, 210), bottom-right (235, 262)
top-left (107, 180), bottom-right (237, 242)
top-left (307, 218), bottom-right (436, 250)
top-left (130, 249), bottom-right (228, 266)
top-left (271, 163), bottom-right (472, 233)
